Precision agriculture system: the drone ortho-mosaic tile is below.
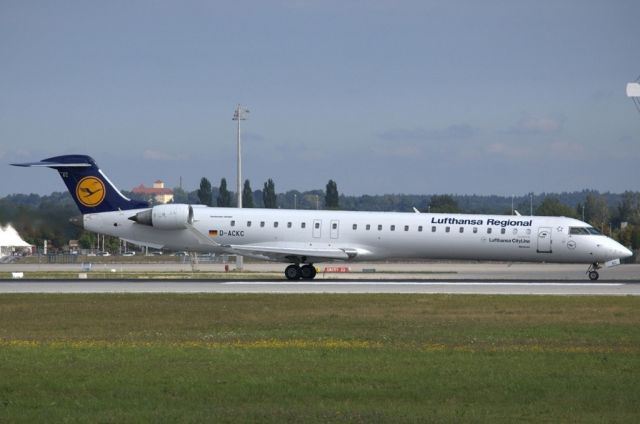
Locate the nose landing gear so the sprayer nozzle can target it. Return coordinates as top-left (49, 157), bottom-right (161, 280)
top-left (284, 264), bottom-right (317, 280)
top-left (587, 262), bottom-right (601, 281)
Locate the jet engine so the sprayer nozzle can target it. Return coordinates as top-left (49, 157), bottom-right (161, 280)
top-left (129, 204), bottom-right (194, 230)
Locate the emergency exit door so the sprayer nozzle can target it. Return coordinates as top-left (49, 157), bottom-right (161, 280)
top-left (537, 227), bottom-right (552, 253)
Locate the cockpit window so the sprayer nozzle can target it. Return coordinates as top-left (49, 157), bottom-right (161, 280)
top-left (569, 227), bottom-right (590, 235)
top-left (570, 227), bottom-right (601, 235)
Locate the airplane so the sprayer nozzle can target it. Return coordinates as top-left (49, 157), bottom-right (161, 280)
top-left (12, 154), bottom-right (633, 281)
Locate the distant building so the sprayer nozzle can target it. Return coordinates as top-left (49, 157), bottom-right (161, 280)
top-left (131, 180), bottom-right (174, 204)
top-left (68, 239), bottom-right (79, 254)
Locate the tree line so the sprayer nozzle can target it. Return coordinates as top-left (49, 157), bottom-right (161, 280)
top-left (190, 177), bottom-right (340, 210)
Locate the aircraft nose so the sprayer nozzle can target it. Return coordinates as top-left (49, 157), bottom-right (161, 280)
top-left (619, 245), bottom-right (633, 259)
top-left (606, 239), bottom-right (633, 259)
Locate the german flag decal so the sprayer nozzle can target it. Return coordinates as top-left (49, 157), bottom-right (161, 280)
top-left (209, 230), bottom-right (218, 237)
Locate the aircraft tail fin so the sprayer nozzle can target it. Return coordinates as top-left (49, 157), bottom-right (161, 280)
top-left (12, 154), bottom-right (149, 214)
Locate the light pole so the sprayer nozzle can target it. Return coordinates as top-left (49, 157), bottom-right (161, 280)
top-left (627, 79), bottom-right (640, 113)
top-left (233, 104), bottom-right (249, 270)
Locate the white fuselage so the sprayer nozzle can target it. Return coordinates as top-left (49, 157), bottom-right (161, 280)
top-left (82, 207), bottom-right (630, 265)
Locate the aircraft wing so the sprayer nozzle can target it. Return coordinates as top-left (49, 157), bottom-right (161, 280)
top-left (187, 225), bottom-right (361, 263)
top-left (224, 244), bottom-right (359, 263)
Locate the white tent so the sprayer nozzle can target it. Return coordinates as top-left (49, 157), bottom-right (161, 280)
top-left (0, 225), bottom-right (33, 257)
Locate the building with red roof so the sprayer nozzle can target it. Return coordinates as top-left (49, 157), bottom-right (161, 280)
top-left (131, 180), bottom-right (174, 204)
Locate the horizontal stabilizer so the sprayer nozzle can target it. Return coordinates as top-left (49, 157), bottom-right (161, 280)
top-left (11, 160), bottom-right (91, 168)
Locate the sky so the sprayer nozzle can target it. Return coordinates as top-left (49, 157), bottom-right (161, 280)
top-left (1, 0), bottom-right (639, 197)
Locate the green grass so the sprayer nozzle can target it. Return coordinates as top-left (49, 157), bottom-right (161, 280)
top-left (0, 294), bottom-right (639, 422)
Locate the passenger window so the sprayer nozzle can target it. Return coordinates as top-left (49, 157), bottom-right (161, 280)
top-left (432, 226), bottom-right (436, 232)
top-left (418, 226), bottom-right (423, 232)
top-left (473, 227), bottom-right (477, 233)
top-left (260, 221), bottom-right (265, 227)
top-left (390, 225), bottom-right (395, 231)
top-left (512, 228), bottom-right (517, 235)
top-left (287, 222), bottom-right (292, 228)
top-left (404, 225), bottom-right (409, 232)
top-left (366, 224), bottom-right (371, 231)
top-left (231, 220), bottom-right (235, 227)
top-left (378, 225), bottom-right (382, 231)
top-left (526, 229), bottom-right (531, 235)
top-left (301, 222), bottom-right (306, 229)
top-left (332, 223), bottom-right (337, 230)
top-left (315, 222), bottom-right (320, 229)
top-left (274, 222), bottom-right (279, 228)
top-left (459, 227), bottom-right (464, 233)
top-left (501, 228), bottom-right (506, 234)
top-left (352, 224), bottom-right (357, 230)
top-left (247, 221), bottom-right (252, 227)
top-left (487, 228), bottom-right (492, 234)
top-left (445, 226), bottom-right (450, 233)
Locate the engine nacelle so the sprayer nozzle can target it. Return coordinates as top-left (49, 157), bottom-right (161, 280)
top-left (129, 204), bottom-right (193, 230)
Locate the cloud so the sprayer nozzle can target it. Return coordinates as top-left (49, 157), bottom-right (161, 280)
top-left (378, 124), bottom-right (476, 142)
top-left (484, 139), bottom-right (586, 160)
top-left (510, 115), bottom-right (565, 134)
top-left (142, 149), bottom-right (190, 161)
top-left (484, 142), bottom-right (533, 159)
top-left (548, 140), bottom-right (584, 156)
top-left (372, 144), bottom-right (422, 158)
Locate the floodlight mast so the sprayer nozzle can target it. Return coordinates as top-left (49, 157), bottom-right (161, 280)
top-left (232, 104), bottom-right (249, 270)
top-left (626, 79), bottom-right (640, 113)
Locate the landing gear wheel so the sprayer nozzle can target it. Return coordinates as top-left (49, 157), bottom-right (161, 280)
top-left (285, 264), bottom-right (301, 280)
top-left (586, 262), bottom-right (601, 281)
top-left (300, 264), bottom-right (317, 280)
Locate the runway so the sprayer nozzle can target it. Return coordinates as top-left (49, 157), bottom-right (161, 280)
top-left (1, 280), bottom-right (639, 295)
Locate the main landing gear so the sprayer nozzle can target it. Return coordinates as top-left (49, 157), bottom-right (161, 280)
top-left (284, 264), bottom-right (317, 280)
top-left (587, 262), bottom-right (601, 281)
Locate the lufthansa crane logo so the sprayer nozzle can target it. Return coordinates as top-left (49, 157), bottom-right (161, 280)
top-left (75, 176), bottom-right (105, 207)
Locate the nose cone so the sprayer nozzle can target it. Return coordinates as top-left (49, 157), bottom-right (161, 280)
top-left (604, 238), bottom-right (633, 260)
top-left (619, 245), bottom-right (633, 259)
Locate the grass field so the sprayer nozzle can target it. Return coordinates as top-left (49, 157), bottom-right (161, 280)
top-left (0, 294), bottom-right (639, 422)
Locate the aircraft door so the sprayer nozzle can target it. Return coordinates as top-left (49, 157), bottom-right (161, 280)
top-left (313, 219), bottom-right (322, 238)
top-left (330, 220), bottom-right (339, 239)
top-left (537, 227), bottom-right (552, 253)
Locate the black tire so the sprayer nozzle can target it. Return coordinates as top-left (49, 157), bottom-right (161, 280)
top-left (285, 264), bottom-right (301, 280)
top-left (588, 271), bottom-right (599, 281)
top-left (300, 264), bottom-right (317, 280)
